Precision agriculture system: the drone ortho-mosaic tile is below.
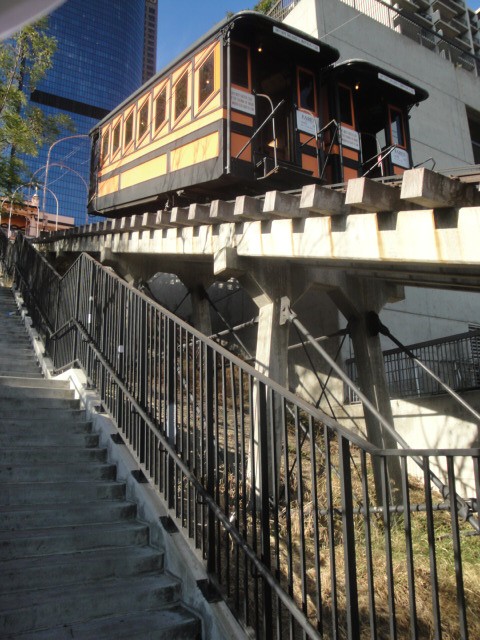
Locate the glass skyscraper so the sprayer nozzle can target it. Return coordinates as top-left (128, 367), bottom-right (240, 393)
top-left (27, 0), bottom-right (156, 225)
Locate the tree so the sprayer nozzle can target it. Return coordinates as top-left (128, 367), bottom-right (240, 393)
top-left (253, 0), bottom-right (277, 13)
top-left (0, 19), bottom-right (73, 197)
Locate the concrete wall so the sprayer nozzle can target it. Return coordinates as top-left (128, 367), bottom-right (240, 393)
top-left (285, 0), bottom-right (480, 169)
top-left (335, 388), bottom-right (480, 496)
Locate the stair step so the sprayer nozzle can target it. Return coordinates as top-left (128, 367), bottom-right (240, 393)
top-left (0, 408), bottom-right (86, 421)
top-left (1, 480), bottom-right (126, 506)
top-left (0, 397), bottom-right (80, 409)
top-left (0, 376), bottom-right (69, 387)
top-left (0, 500), bottom-right (136, 531)
top-left (0, 443), bottom-right (107, 465)
top-left (0, 521), bottom-right (150, 560)
top-left (0, 418), bottom-right (92, 434)
top-left (0, 361), bottom-right (40, 371)
top-left (0, 370), bottom-right (43, 378)
top-left (0, 545), bottom-right (163, 593)
top-left (10, 606), bottom-right (201, 639)
top-left (0, 385), bottom-right (73, 400)
top-left (0, 574), bottom-right (182, 634)
top-left (0, 351), bottom-right (37, 358)
top-left (0, 431), bottom-right (99, 447)
top-left (0, 446), bottom-right (107, 464)
top-left (0, 461), bottom-right (116, 482)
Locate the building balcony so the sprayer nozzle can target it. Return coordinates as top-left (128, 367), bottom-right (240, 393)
top-left (412, 11), bottom-right (434, 28)
top-left (432, 11), bottom-right (461, 38)
top-left (451, 16), bottom-right (469, 33)
top-left (393, 0), bottom-right (419, 13)
top-left (419, 28), bottom-right (437, 49)
top-left (453, 34), bottom-right (472, 50)
top-left (450, 0), bottom-right (468, 15)
top-left (414, 0), bottom-right (431, 11)
top-left (432, 0), bottom-right (458, 21)
top-left (454, 51), bottom-right (476, 71)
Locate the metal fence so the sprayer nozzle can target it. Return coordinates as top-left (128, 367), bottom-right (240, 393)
top-left (267, 0), bottom-right (301, 22)
top-left (3, 231), bottom-right (479, 640)
top-left (345, 330), bottom-right (480, 404)
top-left (267, 0), bottom-right (479, 76)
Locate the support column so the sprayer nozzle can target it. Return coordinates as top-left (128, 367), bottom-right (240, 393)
top-left (329, 276), bottom-right (403, 503)
top-left (240, 264), bottom-right (291, 507)
top-left (188, 283), bottom-right (212, 337)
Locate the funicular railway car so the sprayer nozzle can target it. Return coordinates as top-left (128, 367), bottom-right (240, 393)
top-left (321, 60), bottom-right (428, 183)
top-left (88, 11), bottom-right (428, 217)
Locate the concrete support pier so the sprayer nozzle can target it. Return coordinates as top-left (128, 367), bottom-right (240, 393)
top-left (329, 276), bottom-right (403, 502)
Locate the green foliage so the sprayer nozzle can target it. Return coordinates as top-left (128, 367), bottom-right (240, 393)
top-left (253, 0), bottom-right (277, 13)
top-left (0, 19), bottom-right (74, 196)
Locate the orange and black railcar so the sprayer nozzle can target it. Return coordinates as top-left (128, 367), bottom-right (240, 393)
top-left (88, 12), bottom-right (427, 217)
top-left (321, 59), bottom-right (428, 183)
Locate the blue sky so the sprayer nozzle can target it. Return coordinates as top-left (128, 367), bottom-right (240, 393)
top-left (156, 0), bottom-right (252, 70)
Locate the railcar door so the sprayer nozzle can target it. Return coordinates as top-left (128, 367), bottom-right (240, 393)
top-left (226, 15), bottom-right (339, 192)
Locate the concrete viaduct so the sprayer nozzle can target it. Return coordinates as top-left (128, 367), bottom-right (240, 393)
top-left (37, 167), bottom-right (480, 458)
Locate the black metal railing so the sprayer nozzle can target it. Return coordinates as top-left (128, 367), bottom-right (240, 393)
top-left (337, 0), bottom-right (479, 75)
top-left (267, 0), bottom-right (301, 22)
top-left (3, 230), bottom-right (479, 640)
top-left (346, 330), bottom-right (480, 404)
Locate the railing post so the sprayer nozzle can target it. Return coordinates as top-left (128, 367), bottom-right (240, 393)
top-left (258, 380), bottom-right (273, 638)
top-left (338, 435), bottom-right (360, 640)
top-left (166, 318), bottom-right (176, 510)
top-left (205, 345), bottom-right (216, 575)
top-left (72, 259), bottom-right (82, 362)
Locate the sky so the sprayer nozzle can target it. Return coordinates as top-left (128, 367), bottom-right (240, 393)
top-left (156, 0), bottom-right (254, 70)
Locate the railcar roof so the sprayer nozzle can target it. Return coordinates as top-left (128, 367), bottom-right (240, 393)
top-left (329, 59), bottom-right (429, 105)
top-left (92, 11), bottom-right (340, 131)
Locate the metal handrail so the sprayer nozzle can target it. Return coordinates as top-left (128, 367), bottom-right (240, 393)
top-left (235, 96), bottom-right (285, 166)
top-left (5, 231), bottom-right (479, 640)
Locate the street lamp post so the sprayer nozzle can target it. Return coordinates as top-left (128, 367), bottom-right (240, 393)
top-left (37, 186), bottom-right (59, 234)
top-left (42, 134), bottom-right (90, 216)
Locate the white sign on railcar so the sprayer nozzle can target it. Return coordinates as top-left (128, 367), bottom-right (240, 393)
top-left (296, 110), bottom-right (319, 136)
top-left (273, 26), bottom-right (320, 52)
top-left (340, 126), bottom-right (360, 151)
top-left (391, 147), bottom-right (410, 168)
top-left (378, 73), bottom-right (415, 95)
top-left (231, 88), bottom-right (256, 115)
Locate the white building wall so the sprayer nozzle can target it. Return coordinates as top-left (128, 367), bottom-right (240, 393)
top-left (283, 0), bottom-right (480, 414)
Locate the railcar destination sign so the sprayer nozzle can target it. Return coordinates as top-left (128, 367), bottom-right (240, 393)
top-left (273, 26), bottom-right (320, 52)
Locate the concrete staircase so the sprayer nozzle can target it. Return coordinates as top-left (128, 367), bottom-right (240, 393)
top-left (0, 286), bottom-right (201, 639)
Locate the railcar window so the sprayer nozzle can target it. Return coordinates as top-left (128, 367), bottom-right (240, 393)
top-left (101, 129), bottom-right (109, 162)
top-left (390, 107), bottom-right (405, 147)
top-left (138, 101), bottom-right (149, 139)
top-left (112, 122), bottom-right (120, 155)
top-left (199, 52), bottom-right (215, 107)
top-left (231, 43), bottom-right (249, 89)
top-left (298, 69), bottom-right (316, 112)
top-left (124, 112), bottom-right (134, 147)
top-left (155, 87), bottom-right (167, 130)
top-left (338, 85), bottom-right (354, 127)
top-left (174, 70), bottom-right (189, 120)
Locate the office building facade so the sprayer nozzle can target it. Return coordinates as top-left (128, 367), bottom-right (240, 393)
top-left (143, 0), bottom-right (158, 83)
top-left (28, 0), bottom-right (157, 225)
